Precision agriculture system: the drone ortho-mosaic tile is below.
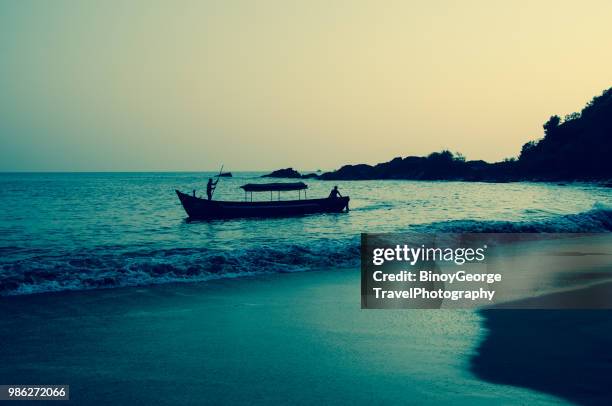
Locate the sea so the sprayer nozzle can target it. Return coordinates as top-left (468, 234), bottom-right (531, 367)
top-left (1, 172), bottom-right (612, 296)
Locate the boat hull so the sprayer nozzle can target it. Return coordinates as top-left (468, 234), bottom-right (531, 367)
top-left (176, 190), bottom-right (349, 219)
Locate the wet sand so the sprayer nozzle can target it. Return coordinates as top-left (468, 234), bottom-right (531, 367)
top-left (473, 282), bottom-right (612, 406)
top-left (0, 269), bottom-right (568, 405)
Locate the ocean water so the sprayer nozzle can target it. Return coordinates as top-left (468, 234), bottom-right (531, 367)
top-left (1, 172), bottom-right (611, 296)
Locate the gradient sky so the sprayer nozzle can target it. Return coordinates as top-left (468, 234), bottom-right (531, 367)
top-left (1, 0), bottom-right (611, 171)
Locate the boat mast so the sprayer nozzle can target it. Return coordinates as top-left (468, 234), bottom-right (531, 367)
top-left (211, 164), bottom-right (224, 199)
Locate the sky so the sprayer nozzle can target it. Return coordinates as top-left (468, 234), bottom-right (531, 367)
top-left (0, 0), bottom-right (611, 172)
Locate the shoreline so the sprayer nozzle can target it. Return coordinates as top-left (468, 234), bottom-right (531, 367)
top-left (0, 267), bottom-right (582, 405)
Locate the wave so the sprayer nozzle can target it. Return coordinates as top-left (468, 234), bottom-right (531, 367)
top-left (358, 201), bottom-right (396, 211)
top-left (414, 204), bottom-right (612, 233)
top-left (0, 240), bottom-right (361, 296)
top-left (1, 204), bottom-right (611, 296)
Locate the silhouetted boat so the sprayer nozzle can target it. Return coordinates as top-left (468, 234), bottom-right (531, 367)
top-left (218, 172), bottom-right (232, 177)
top-left (176, 182), bottom-right (349, 219)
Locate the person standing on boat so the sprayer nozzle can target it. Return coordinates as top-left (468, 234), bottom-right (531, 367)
top-left (328, 185), bottom-right (342, 199)
top-left (206, 178), bottom-right (219, 200)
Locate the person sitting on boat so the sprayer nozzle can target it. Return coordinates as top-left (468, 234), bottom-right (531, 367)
top-left (328, 186), bottom-right (342, 199)
top-left (206, 178), bottom-right (219, 200)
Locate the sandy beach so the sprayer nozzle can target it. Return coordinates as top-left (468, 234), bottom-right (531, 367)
top-left (0, 268), bottom-right (575, 405)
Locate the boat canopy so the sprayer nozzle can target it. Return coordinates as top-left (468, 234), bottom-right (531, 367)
top-left (240, 182), bottom-right (308, 192)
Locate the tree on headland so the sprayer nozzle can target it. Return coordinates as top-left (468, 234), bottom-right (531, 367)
top-left (519, 140), bottom-right (538, 160)
top-left (564, 112), bottom-right (580, 122)
top-left (276, 86), bottom-right (612, 182)
top-left (543, 115), bottom-right (561, 137)
top-left (517, 86), bottom-right (612, 180)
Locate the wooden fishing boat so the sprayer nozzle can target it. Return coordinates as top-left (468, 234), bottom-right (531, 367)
top-left (176, 182), bottom-right (349, 219)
